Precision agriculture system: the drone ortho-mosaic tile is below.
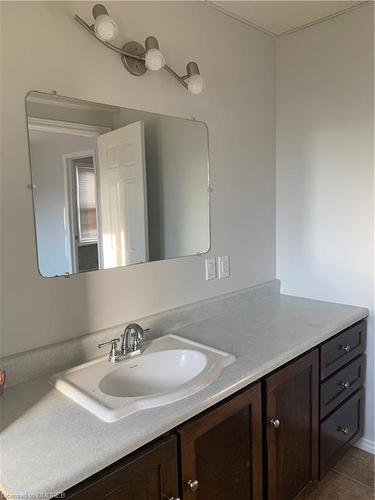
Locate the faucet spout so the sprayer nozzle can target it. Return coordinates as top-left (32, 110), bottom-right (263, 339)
top-left (121, 323), bottom-right (146, 356)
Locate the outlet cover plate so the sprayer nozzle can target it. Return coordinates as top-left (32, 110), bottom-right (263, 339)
top-left (205, 257), bottom-right (216, 280)
top-left (218, 256), bottom-right (230, 279)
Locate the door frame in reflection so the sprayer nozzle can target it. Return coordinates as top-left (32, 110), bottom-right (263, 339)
top-left (62, 149), bottom-right (102, 273)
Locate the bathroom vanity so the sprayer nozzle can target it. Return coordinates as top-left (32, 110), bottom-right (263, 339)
top-left (0, 289), bottom-right (368, 500)
top-left (63, 319), bottom-right (366, 500)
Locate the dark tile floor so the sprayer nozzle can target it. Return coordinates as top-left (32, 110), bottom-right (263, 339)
top-left (306, 447), bottom-right (374, 499)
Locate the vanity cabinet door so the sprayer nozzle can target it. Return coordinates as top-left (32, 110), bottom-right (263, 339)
top-left (266, 349), bottom-right (319, 500)
top-left (178, 383), bottom-right (263, 500)
top-left (65, 436), bottom-right (179, 500)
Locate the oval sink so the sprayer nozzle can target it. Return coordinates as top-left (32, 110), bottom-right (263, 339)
top-left (99, 349), bottom-right (208, 397)
top-left (51, 334), bottom-right (236, 422)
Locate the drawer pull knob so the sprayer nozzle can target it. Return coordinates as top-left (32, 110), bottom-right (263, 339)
top-left (339, 381), bottom-right (350, 389)
top-left (187, 479), bottom-right (199, 492)
top-left (269, 418), bottom-right (280, 428)
top-left (337, 426), bottom-right (349, 435)
top-left (339, 344), bottom-right (351, 353)
top-left (168, 497), bottom-right (181, 500)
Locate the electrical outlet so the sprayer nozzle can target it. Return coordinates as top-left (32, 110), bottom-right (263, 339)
top-left (205, 257), bottom-right (216, 280)
top-left (218, 256), bottom-right (230, 279)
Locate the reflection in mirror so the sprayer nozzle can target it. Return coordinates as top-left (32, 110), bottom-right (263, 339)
top-left (26, 92), bottom-right (210, 277)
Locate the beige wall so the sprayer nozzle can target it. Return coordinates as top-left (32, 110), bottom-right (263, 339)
top-left (0, 1), bottom-right (276, 356)
top-left (276, 4), bottom-right (374, 449)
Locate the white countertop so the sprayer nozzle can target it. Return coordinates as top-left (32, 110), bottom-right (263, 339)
top-left (0, 293), bottom-right (368, 498)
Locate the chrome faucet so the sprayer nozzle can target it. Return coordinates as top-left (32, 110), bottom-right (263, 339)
top-left (121, 323), bottom-right (145, 357)
top-left (98, 323), bottom-right (149, 363)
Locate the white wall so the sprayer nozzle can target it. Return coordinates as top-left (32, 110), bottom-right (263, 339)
top-left (30, 132), bottom-right (98, 277)
top-left (276, 5), bottom-right (374, 450)
top-left (145, 118), bottom-right (209, 259)
top-left (0, 1), bottom-right (276, 356)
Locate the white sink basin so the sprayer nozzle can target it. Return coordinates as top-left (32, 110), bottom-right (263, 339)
top-left (51, 334), bottom-right (236, 422)
top-left (99, 349), bottom-right (208, 397)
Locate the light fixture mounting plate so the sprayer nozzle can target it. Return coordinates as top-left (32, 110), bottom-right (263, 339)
top-left (121, 41), bottom-right (147, 76)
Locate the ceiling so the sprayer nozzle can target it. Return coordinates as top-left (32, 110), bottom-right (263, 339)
top-left (207, 1), bottom-right (367, 36)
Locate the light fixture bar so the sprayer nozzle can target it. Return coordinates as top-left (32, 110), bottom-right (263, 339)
top-left (74, 11), bottom-right (202, 93)
top-left (163, 65), bottom-right (188, 89)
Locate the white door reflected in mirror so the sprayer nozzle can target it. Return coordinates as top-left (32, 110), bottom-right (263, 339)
top-left (97, 122), bottom-right (148, 268)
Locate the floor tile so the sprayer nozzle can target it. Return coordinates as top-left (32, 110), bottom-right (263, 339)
top-left (304, 470), bottom-right (374, 500)
top-left (333, 447), bottom-right (374, 489)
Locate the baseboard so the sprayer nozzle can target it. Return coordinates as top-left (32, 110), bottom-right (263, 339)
top-left (354, 437), bottom-right (375, 455)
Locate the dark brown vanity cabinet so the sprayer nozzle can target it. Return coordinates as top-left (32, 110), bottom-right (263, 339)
top-left (178, 383), bottom-right (263, 500)
top-left (64, 321), bottom-right (366, 500)
top-left (265, 349), bottom-right (319, 500)
top-left (319, 321), bottom-right (366, 478)
top-left (320, 321), bottom-right (365, 380)
top-left (66, 385), bottom-right (263, 500)
top-left (66, 436), bottom-right (179, 500)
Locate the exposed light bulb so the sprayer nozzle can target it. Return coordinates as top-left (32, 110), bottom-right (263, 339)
top-left (94, 14), bottom-right (118, 41)
top-left (145, 48), bottom-right (165, 71)
top-left (187, 74), bottom-right (205, 95)
top-left (144, 37), bottom-right (165, 72)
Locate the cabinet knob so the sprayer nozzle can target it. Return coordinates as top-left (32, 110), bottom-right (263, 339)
top-left (337, 426), bottom-right (349, 435)
top-left (339, 344), bottom-right (351, 353)
top-left (339, 381), bottom-right (350, 389)
top-left (269, 418), bottom-right (280, 428)
top-left (168, 497), bottom-right (181, 500)
top-left (187, 479), bottom-right (199, 492)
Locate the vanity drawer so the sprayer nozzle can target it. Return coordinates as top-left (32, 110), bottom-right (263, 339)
top-left (320, 321), bottom-right (366, 380)
top-left (320, 389), bottom-right (364, 478)
top-left (320, 355), bottom-right (365, 418)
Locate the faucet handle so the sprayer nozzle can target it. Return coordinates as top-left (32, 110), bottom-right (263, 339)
top-left (98, 338), bottom-right (120, 363)
top-left (98, 337), bottom-right (120, 349)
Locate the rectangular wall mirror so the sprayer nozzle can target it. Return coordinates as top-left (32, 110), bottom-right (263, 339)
top-left (26, 92), bottom-right (210, 277)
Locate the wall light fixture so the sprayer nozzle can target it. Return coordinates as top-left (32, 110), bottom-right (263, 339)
top-left (74, 4), bottom-right (206, 95)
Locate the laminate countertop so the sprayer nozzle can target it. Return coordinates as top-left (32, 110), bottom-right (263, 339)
top-left (0, 293), bottom-right (368, 498)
